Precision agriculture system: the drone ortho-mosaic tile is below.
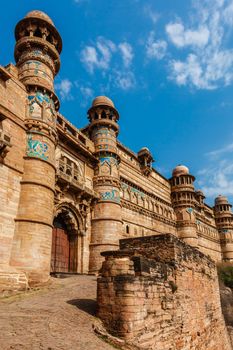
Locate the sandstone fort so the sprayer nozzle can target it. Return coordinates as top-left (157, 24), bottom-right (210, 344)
top-left (0, 10), bottom-right (232, 350)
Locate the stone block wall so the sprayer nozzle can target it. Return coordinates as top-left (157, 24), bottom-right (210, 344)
top-left (97, 234), bottom-right (232, 350)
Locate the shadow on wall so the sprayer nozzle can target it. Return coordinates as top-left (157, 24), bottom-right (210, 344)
top-left (67, 298), bottom-right (97, 316)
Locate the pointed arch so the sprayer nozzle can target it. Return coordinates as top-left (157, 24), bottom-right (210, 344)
top-left (51, 202), bottom-right (85, 274)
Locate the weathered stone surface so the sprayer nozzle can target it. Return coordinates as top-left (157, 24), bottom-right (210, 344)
top-left (0, 275), bottom-right (115, 350)
top-left (97, 234), bottom-right (232, 350)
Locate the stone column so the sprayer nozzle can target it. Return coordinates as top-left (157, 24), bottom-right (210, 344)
top-left (88, 96), bottom-right (122, 273)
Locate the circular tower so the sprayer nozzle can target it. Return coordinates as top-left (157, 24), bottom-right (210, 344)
top-left (10, 11), bottom-right (62, 285)
top-left (214, 195), bottom-right (233, 260)
top-left (170, 165), bottom-right (198, 247)
top-left (88, 96), bottom-right (122, 273)
top-left (14, 10), bottom-right (61, 92)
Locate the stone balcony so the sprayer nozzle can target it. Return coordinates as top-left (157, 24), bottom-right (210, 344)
top-left (56, 159), bottom-right (98, 199)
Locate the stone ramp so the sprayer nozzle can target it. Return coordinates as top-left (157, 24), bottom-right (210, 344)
top-left (0, 275), bottom-right (114, 350)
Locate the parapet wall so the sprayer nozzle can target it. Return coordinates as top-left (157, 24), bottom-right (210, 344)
top-left (97, 234), bottom-right (232, 350)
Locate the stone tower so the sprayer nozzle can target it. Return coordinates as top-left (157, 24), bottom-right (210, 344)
top-left (170, 165), bottom-right (198, 247)
top-left (10, 11), bottom-right (62, 285)
top-left (214, 195), bottom-right (233, 261)
top-left (88, 96), bottom-right (122, 273)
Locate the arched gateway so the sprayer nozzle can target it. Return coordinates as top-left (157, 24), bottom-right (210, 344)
top-left (51, 205), bottom-right (84, 274)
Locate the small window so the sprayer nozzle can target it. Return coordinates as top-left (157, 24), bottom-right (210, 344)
top-left (101, 111), bottom-right (106, 119)
top-left (34, 28), bottom-right (42, 38)
top-left (94, 112), bottom-right (98, 120)
top-left (66, 168), bottom-right (72, 176)
top-left (126, 225), bottom-right (130, 234)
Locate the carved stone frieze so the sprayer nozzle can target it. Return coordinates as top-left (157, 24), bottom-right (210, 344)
top-left (121, 198), bottom-right (176, 226)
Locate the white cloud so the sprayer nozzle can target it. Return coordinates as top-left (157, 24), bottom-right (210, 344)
top-left (206, 143), bottom-right (233, 159)
top-left (74, 81), bottom-right (94, 107)
top-left (146, 32), bottom-right (167, 60)
top-left (223, 1), bottom-right (233, 25)
top-left (198, 161), bottom-right (233, 198)
top-left (80, 37), bottom-right (116, 73)
top-left (166, 23), bottom-right (210, 48)
top-left (118, 42), bottom-right (134, 67)
top-left (80, 37), bottom-right (136, 91)
top-left (197, 139), bottom-right (233, 202)
top-left (80, 38), bottom-right (134, 72)
top-left (80, 86), bottom-right (93, 98)
top-left (114, 71), bottom-right (136, 90)
top-left (144, 5), bottom-right (160, 24)
top-left (55, 79), bottom-right (73, 100)
top-left (169, 54), bottom-right (211, 89)
top-left (165, 0), bottom-right (233, 89)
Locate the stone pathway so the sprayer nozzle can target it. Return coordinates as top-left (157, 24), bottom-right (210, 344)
top-left (0, 275), bottom-right (114, 350)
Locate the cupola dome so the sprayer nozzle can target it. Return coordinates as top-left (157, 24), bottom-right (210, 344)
top-left (25, 10), bottom-right (54, 25)
top-left (172, 164), bottom-right (189, 177)
top-left (92, 96), bottom-right (114, 108)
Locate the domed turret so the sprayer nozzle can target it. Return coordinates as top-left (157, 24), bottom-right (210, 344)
top-left (137, 147), bottom-right (154, 176)
top-left (214, 195), bottom-right (233, 230)
top-left (88, 96), bottom-right (119, 131)
top-left (215, 195), bottom-right (229, 206)
top-left (214, 195), bottom-right (233, 261)
top-left (14, 10), bottom-right (62, 94)
top-left (88, 96), bottom-right (122, 273)
top-left (88, 96), bottom-right (119, 154)
top-left (138, 147), bottom-right (150, 155)
top-left (10, 11), bottom-right (61, 285)
top-left (196, 189), bottom-right (204, 196)
top-left (172, 164), bottom-right (189, 177)
top-left (170, 165), bottom-right (197, 247)
top-left (195, 189), bottom-right (205, 205)
top-left (170, 164), bottom-right (195, 208)
top-left (25, 10), bottom-right (54, 25)
top-left (92, 96), bottom-right (115, 108)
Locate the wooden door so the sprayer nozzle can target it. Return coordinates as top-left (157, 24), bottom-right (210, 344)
top-left (51, 227), bottom-right (70, 273)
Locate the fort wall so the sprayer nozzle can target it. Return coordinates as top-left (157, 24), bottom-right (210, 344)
top-left (97, 234), bottom-right (231, 350)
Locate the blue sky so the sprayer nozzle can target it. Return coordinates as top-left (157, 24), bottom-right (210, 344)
top-left (1, 0), bottom-right (233, 205)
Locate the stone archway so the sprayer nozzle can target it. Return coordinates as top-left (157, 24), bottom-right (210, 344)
top-left (51, 204), bottom-right (84, 274)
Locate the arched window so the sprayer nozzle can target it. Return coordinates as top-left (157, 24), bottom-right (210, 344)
top-left (34, 27), bottom-right (42, 38)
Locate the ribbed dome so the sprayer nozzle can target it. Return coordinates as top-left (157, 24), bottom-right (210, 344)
top-left (215, 195), bottom-right (229, 205)
top-left (92, 96), bottom-right (114, 108)
top-left (25, 10), bottom-right (54, 26)
top-left (172, 165), bottom-right (189, 177)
